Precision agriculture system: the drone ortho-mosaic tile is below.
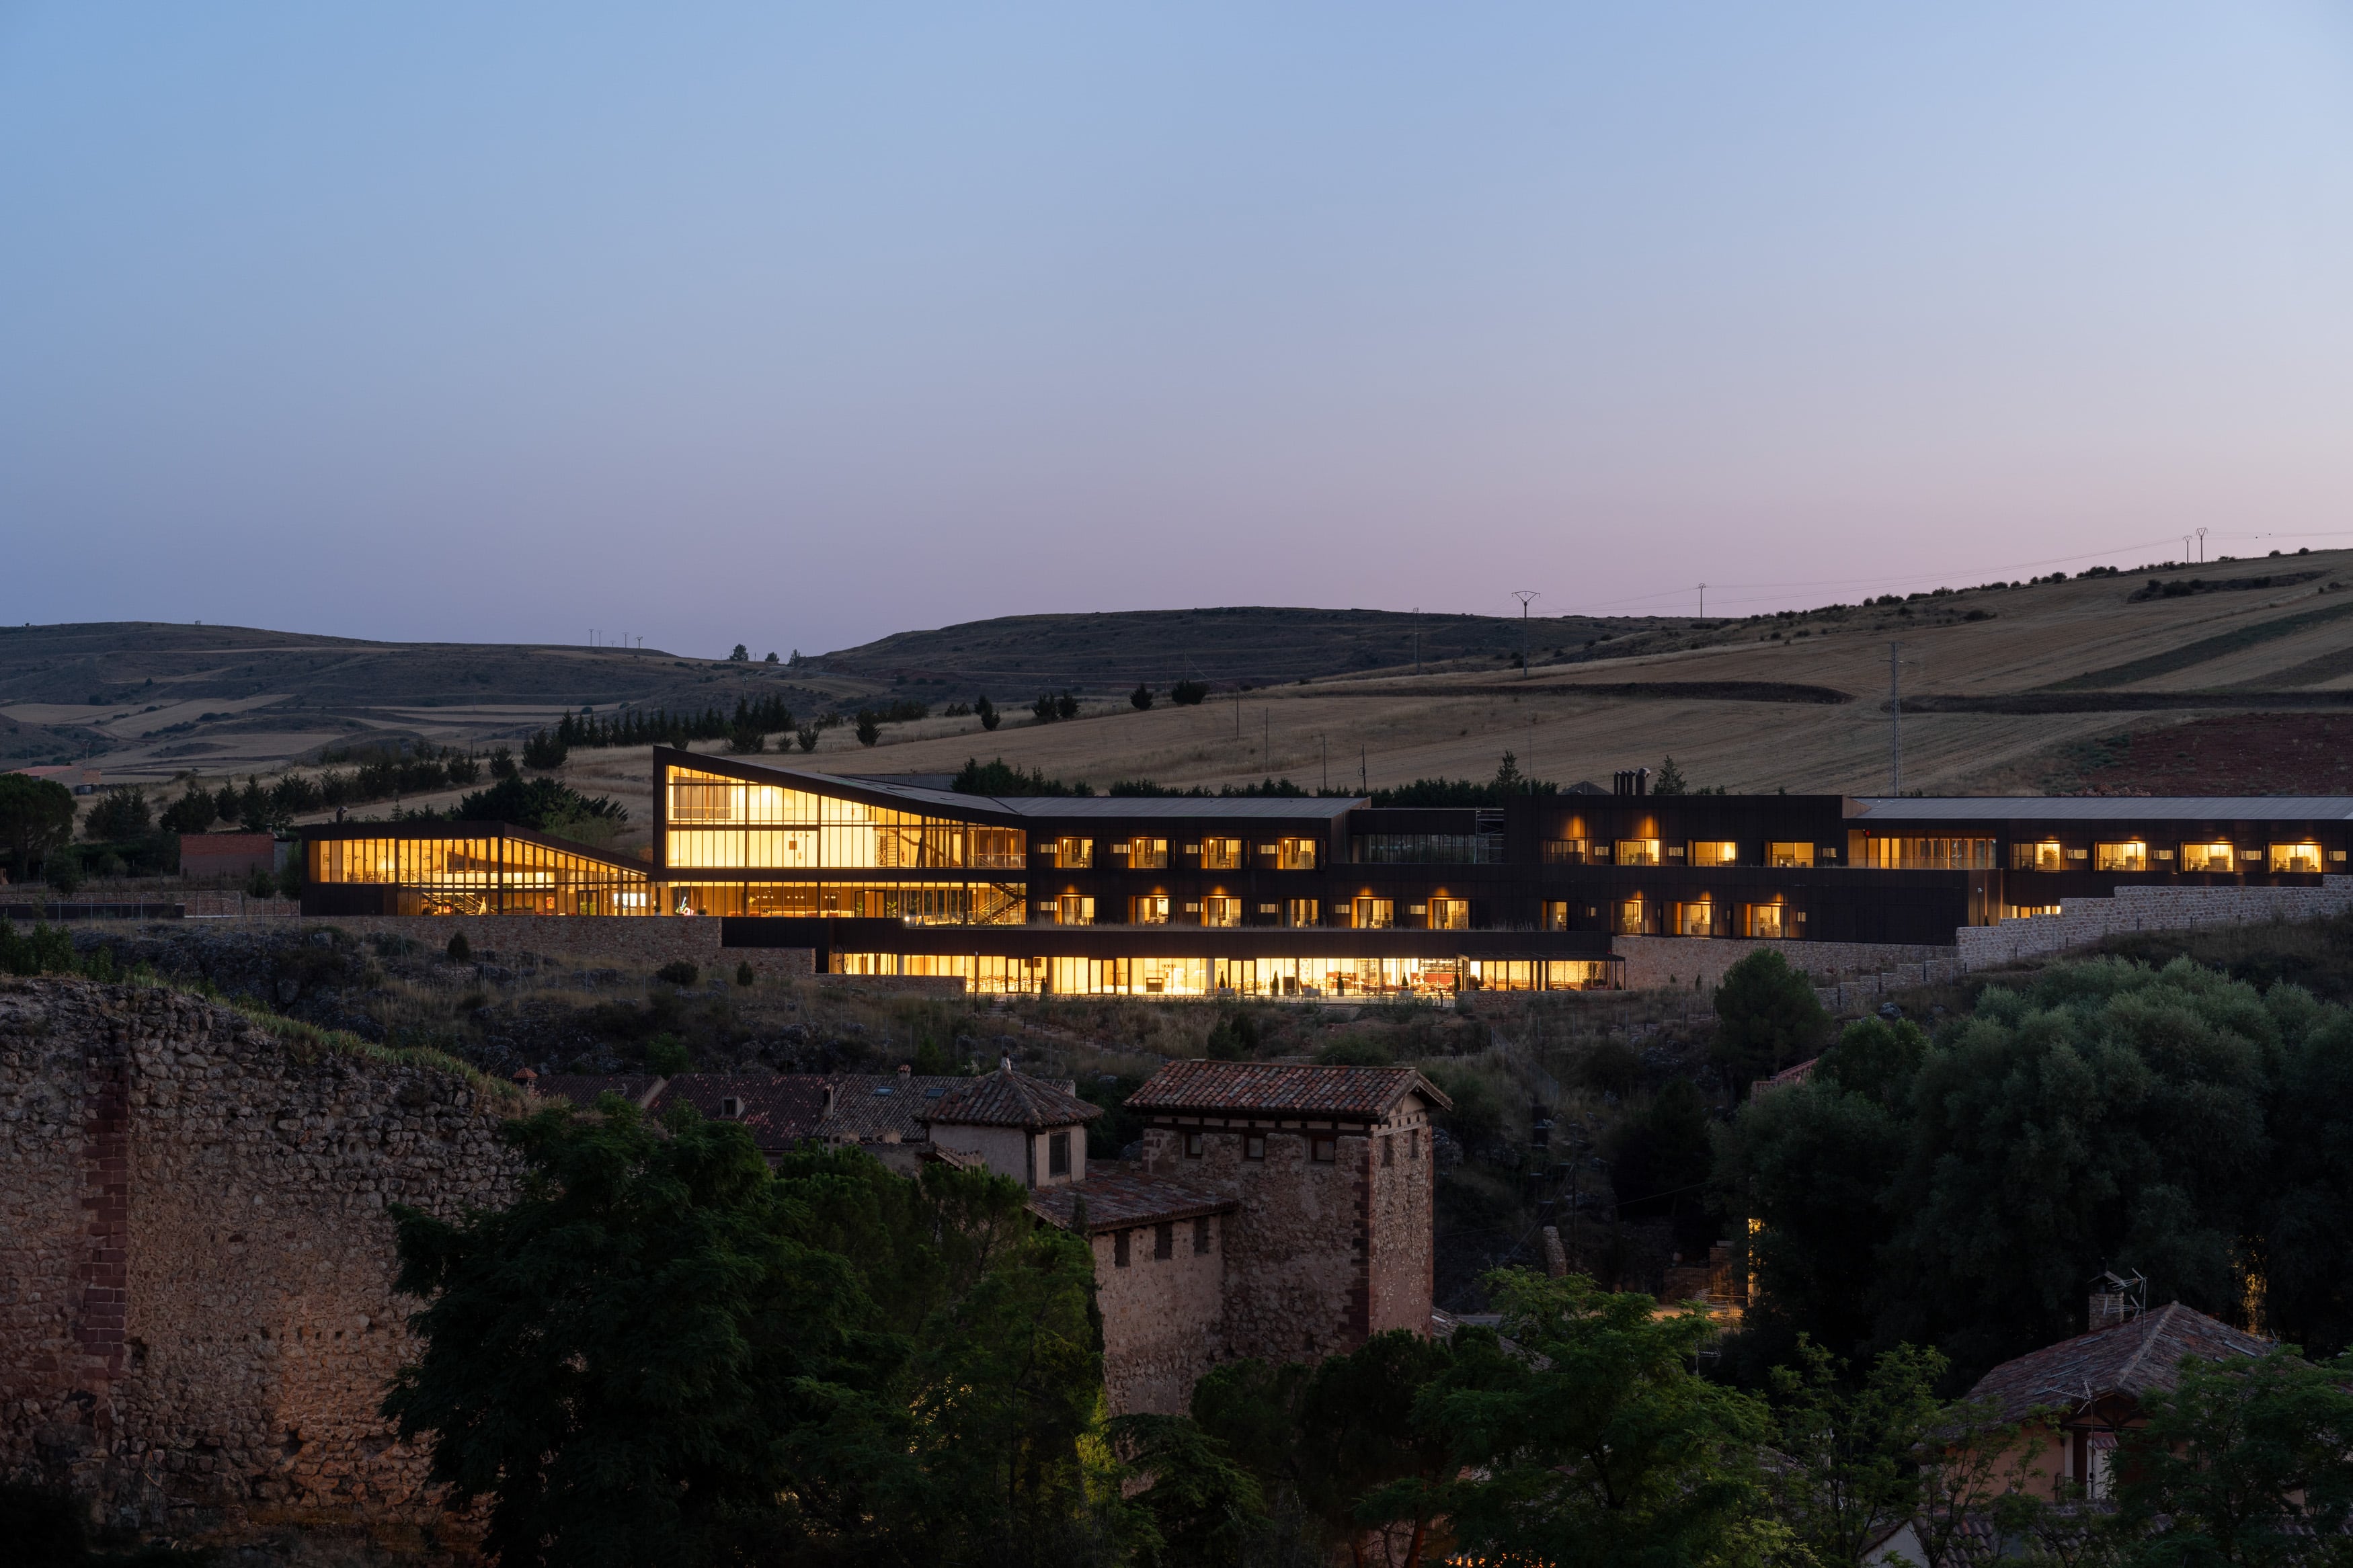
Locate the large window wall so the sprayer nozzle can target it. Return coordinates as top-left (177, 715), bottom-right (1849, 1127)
top-left (311, 835), bottom-right (649, 915)
top-left (1860, 836), bottom-right (1996, 870)
top-left (823, 950), bottom-right (1613, 999)
top-left (662, 880), bottom-right (1025, 921)
top-left (664, 766), bottom-right (1022, 872)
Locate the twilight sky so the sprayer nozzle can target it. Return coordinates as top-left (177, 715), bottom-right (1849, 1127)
top-left (5, 4), bottom-right (2353, 659)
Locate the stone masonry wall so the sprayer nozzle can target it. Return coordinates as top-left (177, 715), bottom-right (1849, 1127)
top-left (1090, 1218), bottom-right (1226, 1415)
top-left (1146, 1126), bottom-right (1369, 1365)
top-left (1952, 876), bottom-right (2353, 970)
top-left (1614, 935), bottom-right (1960, 992)
top-left (296, 915), bottom-right (814, 983)
top-left (0, 977), bottom-right (525, 1555)
top-left (1363, 1115), bottom-right (1435, 1339)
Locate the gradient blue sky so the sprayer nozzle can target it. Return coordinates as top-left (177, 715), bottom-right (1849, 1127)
top-left (5, 4), bottom-right (2352, 658)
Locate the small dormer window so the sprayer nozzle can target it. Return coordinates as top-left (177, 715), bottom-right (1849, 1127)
top-left (720, 1096), bottom-right (741, 1118)
top-left (873, 1085), bottom-right (892, 1096)
top-left (926, 1086), bottom-right (946, 1098)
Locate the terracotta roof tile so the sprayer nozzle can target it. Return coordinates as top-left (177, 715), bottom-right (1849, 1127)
top-left (817, 1073), bottom-right (971, 1143)
top-left (1966, 1303), bottom-right (2272, 1421)
top-left (924, 1069), bottom-right (1104, 1131)
top-left (650, 1074), bottom-right (831, 1151)
top-left (1026, 1165), bottom-right (1240, 1234)
top-left (532, 1074), bottom-right (660, 1108)
top-left (1125, 1061), bottom-right (1452, 1119)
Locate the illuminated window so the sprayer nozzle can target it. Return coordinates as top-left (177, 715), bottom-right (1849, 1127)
top-left (1867, 837), bottom-right (1998, 869)
top-left (1615, 897), bottom-right (1648, 935)
top-left (1285, 899), bottom-right (1320, 927)
top-left (1541, 901), bottom-right (1570, 931)
top-left (1676, 900), bottom-right (1714, 937)
top-left (971, 828), bottom-right (1025, 870)
top-left (1052, 895), bottom-right (1095, 925)
top-left (1766, 842), bottom-right (1814, 868)
top-left (2180, 841), bottom-right (2233, 872)
top-left (1542, 837), bottom-right (1586, 863)
top-left (1353, 897), bottom-right (1395, 930)
top-left (1689, 841), bottom-right (1738, 868)
top-left (1201, 896), bottom-right (1240, 927)
top-left (1044, 836), bottom-right (1092, 868)
top-left (1428, 897), bottom-right (1469, 930)
top-left (1265, 837), bottom-right (1318, 870)
top-left (1201, 837), bottom-right (1242, 870)
top-left (2094, 842), bottom-right (2147, 872)
top-left (1616, 839), bottom-right (1662, 866)
top-left (2009, 904), bottom-right (2063, 919)
top-left (2271, 842), bottom-right (2323, 874)
top-left (1743, 903), bottom-right (1786, 939)
top-left (2012, 840), bottom-right (2067, 872)
top-left (1117, 837), bottom-right (1168, 869)
top-left (1130, 895), bottom-right (1170, 923)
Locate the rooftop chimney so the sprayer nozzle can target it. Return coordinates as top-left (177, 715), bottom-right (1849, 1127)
top-left (1612, 768), bottom-right (1651, 797)
top-left (898, 1063), bottom-right (911, 1079)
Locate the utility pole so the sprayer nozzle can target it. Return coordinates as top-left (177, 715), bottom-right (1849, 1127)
top-left (1320, 735), bottom-right (1328, 792)
top-left (1513, 591), bottom-right (1540, 677)
top-left (1361, 745), bottom-right (1367, 794)
top-left (2196, 526), bottom-right (2208, 564)
top-left (1888, 641), bottom-right (1903, 794)
top-left (1698, 584), bottom-right (1707, 619)
top-left (1413, 606), bottom-right (1421, 676)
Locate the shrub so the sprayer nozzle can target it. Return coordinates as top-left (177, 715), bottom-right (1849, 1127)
top-left (0, 773), bottom-right (79, 878)
top-left (734, 960), bottom-right (755, 987)
top-left (48, 854), bottom-right (83, 897)
top-left (729, 644), bottom-right (749, 661)
top-left (1055, 691), bottom-right (1079, 720)
top-left (796, 725), bottom-right (820, 753)
top-left (975, 694), bottom-right (1000, 731)
top-left (1170, 679), bottom-right (1209, 706)
top-left (159, 782), bottom-right (216, 835)
top-left (1033, 692), bottom-right (1058, 723)
top-left (83, 785), bottom-right (152, 842)
top-left (521, 729), bottom-right (567, 770)
top-left (727, 725), bottom-right (766, 753)
top-left (855, 712), bottom-right (881, 747)
top-left (644, 1034), bottom-right (690, 1075)
top-left (489, 746), bottom-right (518, 780)
top-left (245, 866), bottom-right (278, 899)
top-left (654, 960), bottom-right (700, 987)
top-left (446, 931), bottom-right (472, 963)
top-left (1130, 684), bottom-right (1154, 711)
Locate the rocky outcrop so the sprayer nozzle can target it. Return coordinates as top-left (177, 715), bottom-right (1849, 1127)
top-left (0, 977), bottom-right (524, 1557)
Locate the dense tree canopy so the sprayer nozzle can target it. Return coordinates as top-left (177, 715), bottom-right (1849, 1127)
top-left (0, 773), bottom-right (77, 878)
top-left (1720, 957), bottom-right (2353, 1385)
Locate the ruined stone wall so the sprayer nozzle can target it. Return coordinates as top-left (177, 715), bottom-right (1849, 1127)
top-left (1363, 1114), bottom-right (1435, 1339)
top-left (0, 978), bottom-right (524, 1555)
top-left (1090, 1218), bottom-right (1226, 1415)
top-left (298, 915), bottom-right (813, 982)
top-left (1146, 1126), bottom-right (1369, 1364)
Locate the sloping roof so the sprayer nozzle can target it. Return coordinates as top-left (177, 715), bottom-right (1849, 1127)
top-left (817, 1073), bottom-right (970, 1142)
top-left (1026, 1165), bottom-right (1239, 1234)
top-left (532, 1073), bottom-right (661, 1108)
top-left (651, 1074), bottom-right (831, 1150)
top-left (1851, 796), bottom-right (2353, 823)
top-left (679, 755), bottom-right (1359, 821)
top-left (924, 1069), bottom-right (1104, 1130)
top-left (1125, 1061), bottom-right (1452, 1118)
top-left (1966, 1303), bottom-right (2272, 1421)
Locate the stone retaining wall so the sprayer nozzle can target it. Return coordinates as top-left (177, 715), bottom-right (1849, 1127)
top-left (1614, 935), bottom-right (1960, 992)
top-left (1952, 877), bottom-right (2353, 969)
top-left (0, 977), bottom-right (523, 1555)
top-left (294, 915), bottom-right (813, 982)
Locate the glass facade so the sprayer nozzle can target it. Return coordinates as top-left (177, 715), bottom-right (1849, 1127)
top-left (1351, 835), bottom-right (1503, 864)
top-left (311, 834), bottom-right (649, 915)
top-left (2271, 842), bottom-right (2323, 874)
top-left (1766, 842), bottom-right (1814, 868)
top-left (2181, 841), bottom-right (2234, 872)
top-left (1688, 841), bottom-right (1738, 867)
top-left (1863, 837), bottom-right (1996, 870)
top-left (1201, 837), bottom-right (1242, 870)
top-left (1265, 837), bottom-right (1318, 870)
top-left (660, 880), bottom-right (1025, 921)
top-left (2095, 841), bottom-right (2149, 872)
top-left (822, 951), bottom-right (1613, 1000)
top-left (1615, 839), bottom-right (1661, 866)
top-left (664, 766), bottom-right (1021, 871)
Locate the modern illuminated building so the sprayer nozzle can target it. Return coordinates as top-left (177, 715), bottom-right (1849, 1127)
top-left (298, 748), bottom-right (2352, 998)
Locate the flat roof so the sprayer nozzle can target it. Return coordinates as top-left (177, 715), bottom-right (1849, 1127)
top-left (1851, 796), bottom-right (2353, 823)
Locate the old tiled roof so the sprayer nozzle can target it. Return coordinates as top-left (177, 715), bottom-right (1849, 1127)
top-left (1026, 1164), bottom-right (1239, 1234)
top-left (925, 1069), bottom-right (1104, 1131)
top-left (1125, 1061), bottom-right (1453, 1118)
top-left (532, 1074), bottom-right (660, 1108)
top-left (649, 1074), bottom-right (831, 1151)
top-left (1966, 1303), bottom-right (2273, 1421)
top-left (817, 1073), bottom-right (970, 1143)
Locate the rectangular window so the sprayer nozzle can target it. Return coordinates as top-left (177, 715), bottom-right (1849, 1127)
top-left (2181, 841), bottom-right (2233, 872)
top-left (1201, 895), bottom-right (1241, 927)
top-left (1154, 1221), bottom-right (1174, 1260)
top-left (1050, 894), bottom-right (1096, 925)
top-left (1310, 1134), bottom-right (1336, 1163)
top-left (2272, 842), bottom-right (2324, 874)
top-left (1121, 837), bottom-right (1168, 869)
top-left (1352, 834), bottom-right (1501, 864)
top-left (1864, 837), bottom-right (1999, 870)
top-left (1353, 897), bottom-right (1395, 930)
top-left (2094, 841), bottom-right (2148, 872)
top-left (1409, 1129), bottom-right (1419, 1161)
top-left (1285, 899), bottom-right (1320, 927)
top-left (1130, 895), bottom-right (1170, 924)
top-left (1766, 841), bottom-right (1814, 868)
top-left (1201, 837), bottom-right (1242, 870)
top-left (1183, 1131), bottom-right (1203, 1158)
top-left (1541, 901), bottom-right (1570, 931)
top-left (970, 828), bottom-right (1025, 870)
top-left (1113, 1230), bottom-right (1131, 1267)
top-left (1046, 837), bottom-right (1092, 868)
top-left (1382, 1135), bottom-right (1394, 1167)
top-left (1244, 1134), bottom-right (1266, 1160)
top-left (2013, 840), bottom-right (2067, 872)
top-left (1676, 900), bottom-right (1714, 937)
top-left (1743, 903), bottom-right (1786, 940)
top-left (1542, 837), bottom-right (1586, 864)
top-left (1689, 841), bottom-right (1738, 867)
top-left (1193, 1216), bottom-right (1211, 1254)
top-left (1616, 838), bottom-right (1661, 866)
top-left (1268, 836), bottom-right (1318, 870)
top-left (1047, 1131), bottom-right (1070, 1177)
top-left (1615, 897), bottom-right (1648, 935)
top-left (1428, 897), bottom-right (1469, 930)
